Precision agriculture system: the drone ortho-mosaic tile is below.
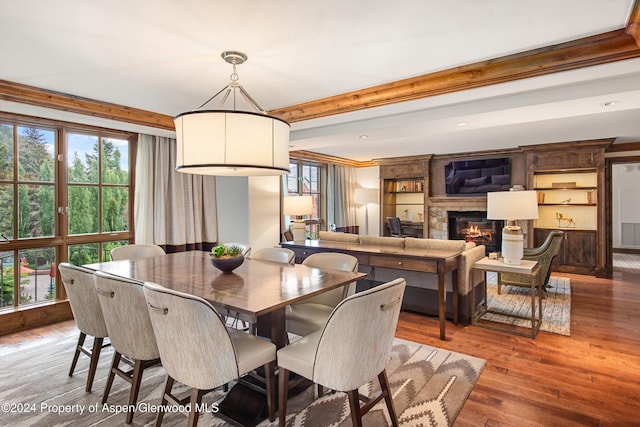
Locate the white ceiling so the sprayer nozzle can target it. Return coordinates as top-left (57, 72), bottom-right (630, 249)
top-left (1, 0), bottom-right (639, 161)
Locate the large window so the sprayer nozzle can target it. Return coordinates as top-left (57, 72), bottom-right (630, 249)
top-left (0, 115), bottom-right (134, 312)
top-left (287, 160), bottom-right (326, 237)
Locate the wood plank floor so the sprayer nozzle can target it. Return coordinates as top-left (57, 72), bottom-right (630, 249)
top-left (1, 269), bottom-right (639, 425)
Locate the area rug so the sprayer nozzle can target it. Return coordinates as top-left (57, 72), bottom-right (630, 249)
top-left (481, 273), bottom-right (571, 336)
top-left (0, 334), bottom-right (485, 426)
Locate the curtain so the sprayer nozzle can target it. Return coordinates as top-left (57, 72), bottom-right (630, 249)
top-left (327, 164), bottom-right (357, 228)
top-left (135, 134), bottom-right (218, 252)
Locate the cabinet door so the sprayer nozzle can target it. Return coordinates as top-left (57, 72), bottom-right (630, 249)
top-left (564, 230), bottom-right (596, 268)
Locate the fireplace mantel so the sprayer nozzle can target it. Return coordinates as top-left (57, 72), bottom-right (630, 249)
top-left (428, 196), bottom-right (488, 209)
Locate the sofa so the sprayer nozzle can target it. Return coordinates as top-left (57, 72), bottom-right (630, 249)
top-left (312, 231), bottom-right (486, 324)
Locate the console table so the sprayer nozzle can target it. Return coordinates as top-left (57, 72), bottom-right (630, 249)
top-left (472, 257), bottom-right (543, 338)
top-left (281, 240), bottom-right (461, 340)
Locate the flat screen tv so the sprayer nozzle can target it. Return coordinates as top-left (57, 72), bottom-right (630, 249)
top-left (445, 157), bottom-right (510, 195)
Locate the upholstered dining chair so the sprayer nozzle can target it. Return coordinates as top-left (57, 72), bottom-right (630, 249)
top-left (142, 282), bottom-right (277, 426)
top-left (386, 217), bottom-right (405, 237)
top-left (250, 247), bottom-right (295, 264)
top-left (286, 252), bottom-right (359, 337)
top-left (59, 263), bottom-right (109, 392)
top-left (93, 271), bottom-right (161, 424)
top-left (498, 229), bottom-right (565, 296)
top-left (110, 244), bottom-right (165, 261)
top-left (277, 278), bottom-right (406, 427)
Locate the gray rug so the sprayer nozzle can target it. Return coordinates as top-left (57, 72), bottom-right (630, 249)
top-left (482, 274), bottom-right (571, 336)
top-left (0, 335), bottom-right (485, 426)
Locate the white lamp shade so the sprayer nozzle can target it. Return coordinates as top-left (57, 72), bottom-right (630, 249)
top-left (283, 195), bottom-right (314, 216)
top-left (487, 190), bottom-right (539, 220)
top-left (174, 110), bottom-right (290, 176)
top-left (354, 188), bottom-right (378, 204)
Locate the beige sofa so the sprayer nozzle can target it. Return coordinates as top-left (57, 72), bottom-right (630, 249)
top-left (317, 231), bottom-right (485, 324)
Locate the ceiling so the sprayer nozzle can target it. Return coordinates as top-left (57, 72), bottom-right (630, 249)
top-left (1, 0), bottom-right (639, 162)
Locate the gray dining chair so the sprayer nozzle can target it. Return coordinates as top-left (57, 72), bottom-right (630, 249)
top-left (286, 252), bottom-right (359, 337)
top-left (250, 247), bottom-right (295, 264)
top-left (143, 281), bottom-right (277, 426)
top-left (59, 263), bottom-right (110, 392)
top-left (278, 278), bottom-right (406, 427)
top-left (110, 244), bottom-right (165, 261)
top-left (94, 271), bottom-right (161, 424)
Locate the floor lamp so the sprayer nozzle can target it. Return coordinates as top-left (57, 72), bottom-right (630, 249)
top-left (354, 188), bottom-right (378, 236)
top-left (487, 189), bottom-right (539, 265)
top-left (283, 195), bottom-right (314, 241)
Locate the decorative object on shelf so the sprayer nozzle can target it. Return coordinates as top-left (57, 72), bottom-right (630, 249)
top-left (403, 208), bottom-right (409, 220)
top-left (487, 189), bottom-right (539, 265)
top-left (417, 212), bottom-right (423, 222)
top-left (585, 191), bottom-right (594, 204)
top-left (552, 182), bottom-right (577, 188)
top-left (560, 197), bottom-right (572, 204)
top-left (537, 192), bottom-right (545, 203)
top-left (210, 244), bottom-right (245, 273)
top-left (174, 51), bottom-right (290, 176)
top-left (555, 212), bottom-right (576, 228)
top-left (283, 195), bottom-right (314, 240)
top-left (354, 188), bottom-right (378, 236)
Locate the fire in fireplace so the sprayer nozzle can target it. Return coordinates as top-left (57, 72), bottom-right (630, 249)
top-left (448, 211), bottom-right (503, 254)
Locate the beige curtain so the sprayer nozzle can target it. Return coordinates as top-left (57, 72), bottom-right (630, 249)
top-left (327, 164), bottom-right (357, 228)
top-left (135, 134), bottom-right (217, 252)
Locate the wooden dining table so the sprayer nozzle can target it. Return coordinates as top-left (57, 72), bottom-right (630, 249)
top-left (84, 250), bottom-right (366, 349)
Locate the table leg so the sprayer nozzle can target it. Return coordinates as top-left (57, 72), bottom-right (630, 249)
top-left (437, 262), bottom-right (446, 340)
top-left (256, 308), bottom-right (287, 349)
top-left (452, 268), bottom-right (459, 326)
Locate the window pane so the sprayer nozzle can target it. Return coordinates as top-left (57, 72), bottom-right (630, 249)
top-left (17, 247), bottom-right (56, 307)
top-left (17, 127), bottom-right (55, 183)
top-left (17, 184), bottom-right (55, 238)
top-left (102, 138), bottom-right (129, 184)
top-left (0, 124), bottom-right (13, 180)
top-left (0, 184), bottom-right (14, 239)
top-left (0, 251), bottom-right (14, 310)
top-left (68, 243), bottom-right (99, 266)
top-left (68, 133), bottom-right (99, 184)
top-left (287, 162), bottom-right (298, 194)
top-left (102, 187), bottom-right (129, 232)
top-left (68, 185), bottom-right (99, 235)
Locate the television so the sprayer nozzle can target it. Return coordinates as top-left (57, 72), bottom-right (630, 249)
top-left (445, 157), bottom-right (510, 195)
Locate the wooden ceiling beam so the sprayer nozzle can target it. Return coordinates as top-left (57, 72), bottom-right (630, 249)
top-left (627, 0), bottom-right (640, 47)
top-left (270, 30), bottom-right (640, 123)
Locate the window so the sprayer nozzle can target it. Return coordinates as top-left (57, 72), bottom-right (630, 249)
top-left (287, 160), bottom-right (326, 237)
top-left (0, 115), bottom-right (135, 313)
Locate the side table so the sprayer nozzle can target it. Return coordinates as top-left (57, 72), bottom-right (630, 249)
top-left (472, 257), bottom-right (543, 338)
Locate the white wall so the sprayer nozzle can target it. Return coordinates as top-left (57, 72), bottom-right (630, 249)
top-left (215, 177), bottom-right (250, 244)
top-left (612, 162), bottom-right (640, 248)
top-left (356, 166), bottom-right (381, 236)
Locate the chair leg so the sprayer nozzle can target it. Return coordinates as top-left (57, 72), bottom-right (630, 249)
top-left (264, 361), bottom-right (276, 422)
top-left (156, 375), bottom-right (174, 427)
top-left (69, 332), bottom-right (86, 377)
top-left (278, 368), bottom-right (290, 427)
top-left (379, 369), bottom-right (399, 427)
top-left (102, 351), bottom-right (122, 404)
top-left (126, 359), bottom-right (146, 424)
top-left (187, 388), bottom-right (203, 427)
top-left (346, 389), bottom-right (364, 427)
top-left (86, 337), bottom-right (104, 392)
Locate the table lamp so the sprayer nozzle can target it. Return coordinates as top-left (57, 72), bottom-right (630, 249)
top-left (283, 195), bottom-right (314, 240)
top-left (487, 189), bottom-right (539, 265)
top-left (354, 188), bottom-right (378, 235)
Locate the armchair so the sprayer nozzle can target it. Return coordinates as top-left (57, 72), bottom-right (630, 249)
top-left (498, 230), bottom-right (564, 296)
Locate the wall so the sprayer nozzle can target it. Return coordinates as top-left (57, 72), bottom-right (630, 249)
top-left (215, 176), bottom-right (249, 244)
top-left (356, 166), bottom-right (380, 236)
top-left (612, 162), bottom-right (640, 249)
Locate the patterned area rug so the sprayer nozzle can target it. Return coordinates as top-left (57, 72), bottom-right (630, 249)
top-left (482, 274), bottom-right (571, 336)
top-left (0, 335), bottom-right (485, 426)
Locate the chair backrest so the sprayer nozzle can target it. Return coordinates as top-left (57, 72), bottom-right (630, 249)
top-left (312, 278), bottom-right (406, 391)
top-left (94, 271), bottom-right (159, 361)
top-left (301, 252), bottom-right (359, 307)
top-left (387, 217), bottom-right (403, 237)
top-left (224, 242), bottom-right (251, 256)
top-left (282, 230), bottom-right (294, 242)
top-left (59, 263), bottom-right (109, 339)
top-left (110, 244), bottom-right (165, 261)
top-left (142, 282), bottom-right (239, 391)
top-left (250, 247), bottom-right (295, 264)
top-left (527, 230), bottom-right (565, 286)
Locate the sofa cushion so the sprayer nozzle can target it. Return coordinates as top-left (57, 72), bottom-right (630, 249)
top-left (404, 238), bottom-right (466, 252)
top-left (318, 231), bottom-right (360, 243)
top-left (359, 235), bottom-right (405, 247)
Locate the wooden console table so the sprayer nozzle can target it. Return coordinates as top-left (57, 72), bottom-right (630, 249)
top-left (472, 257), bottom-right (543, 338)
top-left (281, 240), bottom-right (461, 340)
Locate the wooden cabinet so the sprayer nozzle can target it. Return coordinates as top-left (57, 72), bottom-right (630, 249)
top-left (534, 228), bottom-right (596, 274)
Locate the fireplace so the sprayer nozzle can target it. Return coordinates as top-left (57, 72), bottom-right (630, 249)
top-left (448, 211), bottom-right (503, 254)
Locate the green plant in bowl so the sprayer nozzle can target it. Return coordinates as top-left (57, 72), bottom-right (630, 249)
top-left (210, 244), bottom-right (244, 273)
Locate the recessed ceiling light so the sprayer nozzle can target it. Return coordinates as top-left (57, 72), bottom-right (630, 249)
top-left (602, 101), bottom-right (619, 107)
top-left (457, 122), bottom-right (469, 126)
top-left (359, 135), bottom-right (369, 139)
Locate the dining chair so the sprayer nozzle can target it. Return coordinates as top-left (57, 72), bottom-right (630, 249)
top-left (250, 247), bottom-right (295, 264)
top-left (278, 278), bottom-right (406, 427)
top-left (94, 271), bottom-right (161, 424)
top-left (142, 282), bottom-right (277, 426)
top-left (286, 252), bottom-right (359, 337)
top-left (59, 263), bottom-right (110, 392)
top-left (110, 244), bottom-right (165, 261)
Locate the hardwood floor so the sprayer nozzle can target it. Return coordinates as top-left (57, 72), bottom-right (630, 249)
top-left (1, 270), bottom-right (639, 425)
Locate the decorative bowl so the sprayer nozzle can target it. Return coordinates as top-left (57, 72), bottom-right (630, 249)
top-left (210, 255), bottom-right (244, 273)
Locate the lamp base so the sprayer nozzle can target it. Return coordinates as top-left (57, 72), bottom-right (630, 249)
top-left (289, 221), bottom-right (306, 241)
top-left (501, 224), bottom-right (523, 265)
